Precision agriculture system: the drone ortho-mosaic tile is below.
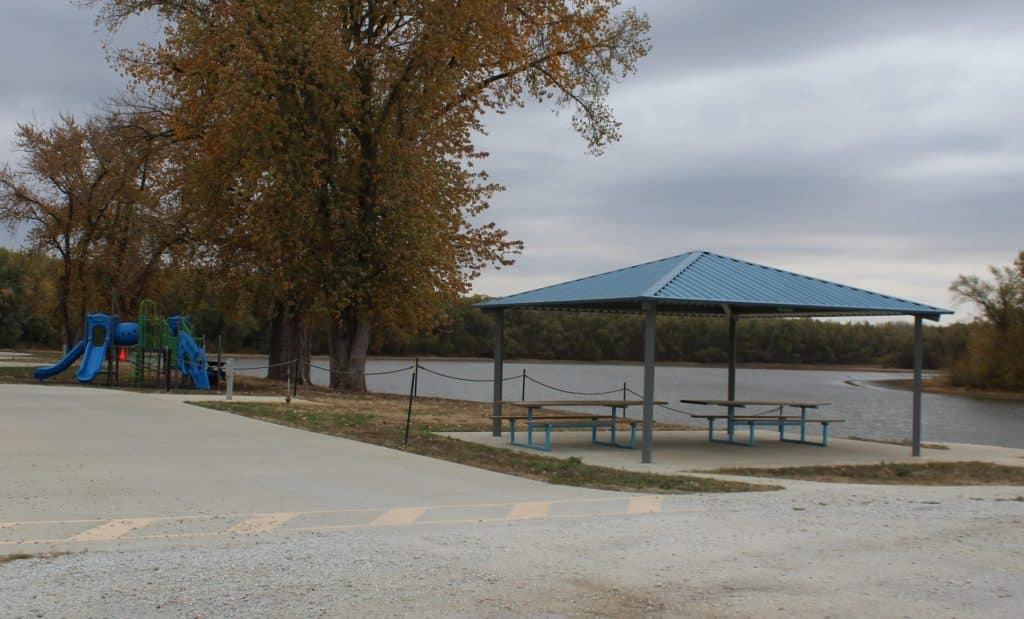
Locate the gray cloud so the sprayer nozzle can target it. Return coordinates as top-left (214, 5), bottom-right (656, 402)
top-left (473, 1), bottom-right (1024, 320)
top-left (3, 1), bottom-right (1022, 320)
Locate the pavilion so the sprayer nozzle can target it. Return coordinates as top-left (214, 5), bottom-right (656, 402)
top-left (476, 250), bottom-right (952, 463)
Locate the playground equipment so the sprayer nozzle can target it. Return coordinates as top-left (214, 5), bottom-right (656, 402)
top-left (132, 299), bottom-right (211, 390)
top-left (34, 299), bottom-right (212, 390)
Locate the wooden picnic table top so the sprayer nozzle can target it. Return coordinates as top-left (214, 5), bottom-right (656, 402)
top-left (680, 399), bottom-right (831, 408)
top-left (503, 400), bottom-right (666, 408)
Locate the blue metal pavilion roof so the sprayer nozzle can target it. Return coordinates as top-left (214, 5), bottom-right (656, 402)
top-left (476, 251), bottom-right (951, 320)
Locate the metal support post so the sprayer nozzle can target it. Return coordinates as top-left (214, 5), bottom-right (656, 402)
top-left (164, 347), bottom-right (171, 392)
top-left (641, 302), bottom-right (657, 464)
top-left (521, 368), bottom-right (527, 401)
top-left (225, 358), bottom-right (234, 401)
top-left (727, 311), bottom-right (737, 441)
top-left (912, 316), bottom-right (923, 457)
top-left (492, 310), bottom-right (504, 437)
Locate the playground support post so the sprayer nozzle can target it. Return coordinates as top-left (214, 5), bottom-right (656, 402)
top-left (164, 347), bottom-right (171, 392)
top-left (225, 359), bottom-right (234, 401)
top-left (217, 334), bottom-right (223, 393)
top-left (107, 294), bottom-right (115, 387)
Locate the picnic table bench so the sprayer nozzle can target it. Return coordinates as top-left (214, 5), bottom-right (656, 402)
top-left (498, 400), bottom-right (665, 452)
top-left (681, 399), bottom-right (843, 447)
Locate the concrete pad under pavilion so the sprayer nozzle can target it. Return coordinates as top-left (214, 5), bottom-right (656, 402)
top-left (443, 430), bottom-right (1024, 475)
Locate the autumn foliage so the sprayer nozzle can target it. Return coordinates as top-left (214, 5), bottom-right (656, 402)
top-left (80, 0), bottom-right (651, 389)
top-left (949, 252), bottom-right (1024, 390)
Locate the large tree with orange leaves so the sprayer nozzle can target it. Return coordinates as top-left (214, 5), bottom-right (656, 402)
top-left (89, 0), bottom-right (650, 390)
top-left (0, 113), bottom-right (179, 350)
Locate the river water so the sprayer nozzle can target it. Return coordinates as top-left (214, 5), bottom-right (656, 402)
top-left (234, 358), bottom-right (1024, 449)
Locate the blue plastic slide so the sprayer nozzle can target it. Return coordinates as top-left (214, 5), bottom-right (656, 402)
top-left (34, 340), bottom-right (86, 380)
top-left (177, 330), bottom-right (210, 390)
top-left (76, 313), bottom-right (113, 383)
top-left (75, 338), bottom-right (108, 382)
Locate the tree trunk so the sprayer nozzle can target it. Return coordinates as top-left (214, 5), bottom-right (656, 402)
top-left (58, 263), bottom-right (71, 353)
top-left (328, 309), bottom-right (371, 392)
top-left (267, 306), bottom-right (288, 381)
top-left (267, 305), bottom-right (311, 384)
top-left (296, 319), bottom-right (312, 384)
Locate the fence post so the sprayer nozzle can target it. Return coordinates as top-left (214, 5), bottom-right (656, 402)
top-left (225, 359), bottom-right (234, 401)
top-left (404, 365), bottom-right (418, 445)
top-left (292, 358), bottom-right (299, 399)
top-left (286, 360), bottom-right (292, 403)
top-left (521, 368), bottom-right (527, 401)
top-left (413, 358), bottom-right (420, 397)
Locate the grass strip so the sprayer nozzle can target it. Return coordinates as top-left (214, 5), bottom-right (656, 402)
top-left (715, 461), bottom-right (1024, 485)
top-left (846, 435), bottom-right (950, 450)
top-left (196, 401), bottom-right (775, 494)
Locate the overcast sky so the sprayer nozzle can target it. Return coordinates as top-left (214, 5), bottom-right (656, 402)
top-left (4, 1), bottom-right (1024, 321)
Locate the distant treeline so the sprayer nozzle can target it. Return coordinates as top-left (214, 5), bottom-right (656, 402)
top-left (1, 250), bottom-right (964, 369)
top-left (8, 247), bottom-right (1023, 382)
top-left (376, 297), bottom-right (968, 370)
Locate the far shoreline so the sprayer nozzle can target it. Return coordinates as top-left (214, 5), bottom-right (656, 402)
top-left (870, 378), bottom-right (1024, 403)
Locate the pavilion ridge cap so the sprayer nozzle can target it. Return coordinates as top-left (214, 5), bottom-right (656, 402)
top-left (644, 251), bottom-right (706, 298)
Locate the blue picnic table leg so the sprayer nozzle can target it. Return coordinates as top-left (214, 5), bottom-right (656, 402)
top-left (630, 422), bottom-right (638, 448)
top-left (747, 421), bottom-right (755, 447)
top-left (544, 424), bottom-right (552, 451)
top-left (708, 417), bottom-right (716, 442)
top-left (800, 406), bottom-right (807, 443)
top-left (610, 406), bottom-right (619, 445)
top-left (510, 419), bottom-right (517, 445)
top-left (527, 406), bottom-right (537, 448)
top-left (822, 421), bottom-right (830, 446)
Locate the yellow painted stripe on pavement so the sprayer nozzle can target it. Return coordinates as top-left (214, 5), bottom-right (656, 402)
top-left (370, 507), bottom-right (427, 526)
top-left (229, 512), bottom-right (299, 534)
top-left (67, 518), bottom-right (158, 542)
top-left (505, 501), bottom-right (551, 520)
top-left (627, 495), bottom-right (664, 514)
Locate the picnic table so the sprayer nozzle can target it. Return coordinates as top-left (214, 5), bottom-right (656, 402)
top-left (498, 399), bottom-right (665, 452)
top-left (680, 399), bottom-right (842, 447)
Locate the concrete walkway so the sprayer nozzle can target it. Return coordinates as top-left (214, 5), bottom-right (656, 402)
top-left (0, 384), bottom-right (606, 544)
top-left (444, 429), bottom-right (1024, 474)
